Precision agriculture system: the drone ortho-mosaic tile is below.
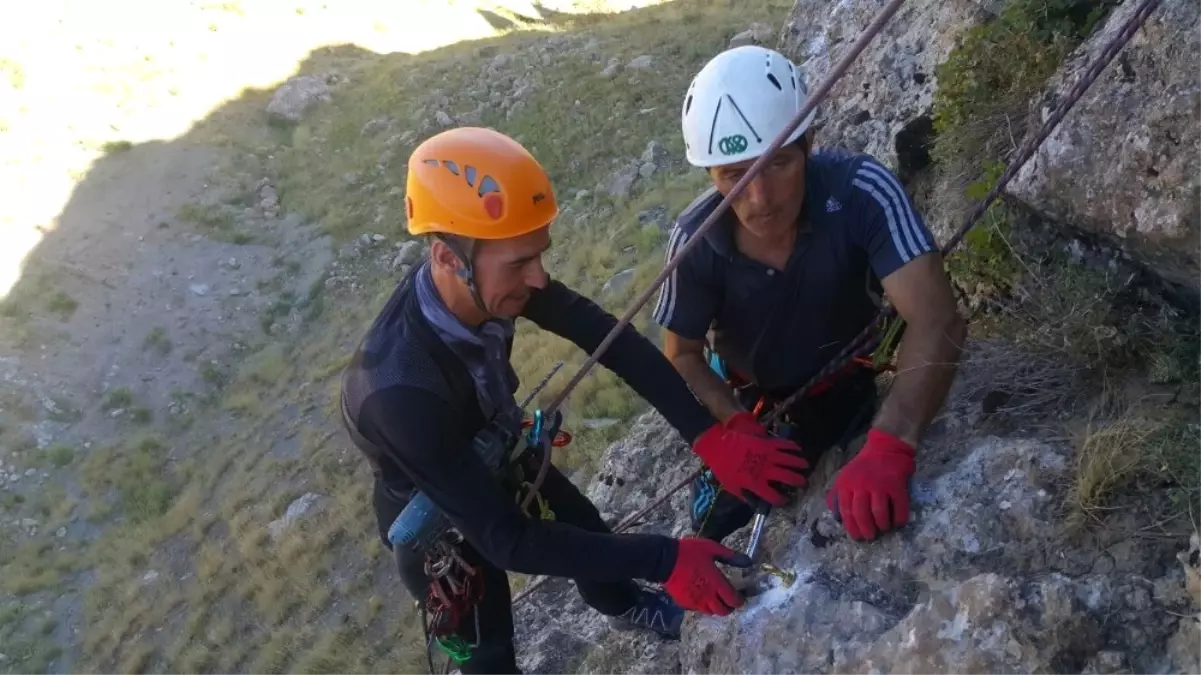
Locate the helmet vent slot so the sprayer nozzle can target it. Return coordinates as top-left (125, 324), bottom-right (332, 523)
top-left (766, 73), bottom-right (782, 91)
top-left (465, 165), bottom-right (478, 187)
top-left (423, 159), bottom-right (439, 167)
top-left (477, 175), bottom-right (500, 197)
top-left (685, 94), bottom-right (693, 115)
top-left (443, 160), bottom-right (460, 175)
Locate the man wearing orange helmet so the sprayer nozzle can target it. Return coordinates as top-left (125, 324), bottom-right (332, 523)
top-left (339, 127), bottom-right (810, 673)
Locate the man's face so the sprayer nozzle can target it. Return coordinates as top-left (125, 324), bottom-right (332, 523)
top-left (469, 226), bottom-right (552, 319)
top-left (708, 142), bottom-right (808, 239)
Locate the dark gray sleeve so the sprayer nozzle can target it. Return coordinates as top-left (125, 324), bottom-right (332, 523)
top-left (356, 386), bottom-right (678, 583)
top-left (522, 277), bottom-right (718, 443)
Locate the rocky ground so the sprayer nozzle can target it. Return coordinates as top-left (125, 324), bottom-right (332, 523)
top-left (517, 359), bottom-right (1201, 673)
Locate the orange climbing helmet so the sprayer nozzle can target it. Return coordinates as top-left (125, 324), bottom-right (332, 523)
top-left (405, 127), bottom-right (559, 240)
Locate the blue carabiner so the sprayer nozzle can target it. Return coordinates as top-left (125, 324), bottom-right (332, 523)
top-left (529, 409), bottom-right (544, 444)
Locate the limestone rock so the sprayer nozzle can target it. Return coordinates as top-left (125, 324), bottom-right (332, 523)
top-left (259, 185), bottom-right (279, 210)
top-left (627, 55), bottom-right (654, 70)
top-left (1007, 0), bottom-right (1201, 288)
top-left (780, 0), bottom-right (990, 171)
top-left (513, 390), bottom-right (1193, 673)
top-left (637, 205), bottom-right (671, 231)
top-left (729, 22), bottom-right (775, 48)
top-left (601, 268), bottom-right (636, 296)
top-left (640, 140), bottom-right (666, 166)
top-left (391, 240), bottom-right (423, 270)
top-left (1167, 615), bottom-right (1200, 674)
top-left (1181, 530), bottom-right (1200, 607)
top-left (582, 412), bottom-right (696, 534)
top-left (601, 161), bottom-right (641, 200)
top-left (268, 492), bottom-right (326, 540)
top-left (266, 76), bottom-right (332, 123)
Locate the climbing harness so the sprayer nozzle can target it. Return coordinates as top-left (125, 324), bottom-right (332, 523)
top-left (510, 0), bottom-right (1163, 607)
top-left (398, 364), bottom-right (571, 671)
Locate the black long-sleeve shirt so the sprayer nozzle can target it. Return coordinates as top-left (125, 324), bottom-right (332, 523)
top-left (340, 265), bottom-right (717, 584)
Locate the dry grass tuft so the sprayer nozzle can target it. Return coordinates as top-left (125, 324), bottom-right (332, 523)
top-left (1068, 414), bottom-right (1159, 530)
top-left (956, 337), bottom-right (1084, 419)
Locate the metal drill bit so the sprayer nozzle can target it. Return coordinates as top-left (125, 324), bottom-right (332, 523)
top-left (745, 511), bottom-right (768, 561)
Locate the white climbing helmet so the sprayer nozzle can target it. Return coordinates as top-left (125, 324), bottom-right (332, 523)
top-left (681, 45), bottom-right (816, 168)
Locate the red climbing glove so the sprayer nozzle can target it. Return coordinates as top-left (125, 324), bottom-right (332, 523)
top-left (663, 537), bottom-right (751, 616)
top-left (826, 429), bottom-right (916, 541)
top-left (693, 417), bottom-right (810, 507)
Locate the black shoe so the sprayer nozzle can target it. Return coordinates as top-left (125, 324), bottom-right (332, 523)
top-left (606, 588), bottom-right (685, 640)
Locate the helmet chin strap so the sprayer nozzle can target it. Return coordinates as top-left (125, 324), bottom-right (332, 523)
top-left (439, 235), bottom-right (492, 318)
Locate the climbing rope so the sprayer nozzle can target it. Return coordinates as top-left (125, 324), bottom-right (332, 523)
top-left (514, 0), bottom-right (1163, 602)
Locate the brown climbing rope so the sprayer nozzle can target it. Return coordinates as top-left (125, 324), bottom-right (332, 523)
top-left (514, 0), bottom-right (1163, 605)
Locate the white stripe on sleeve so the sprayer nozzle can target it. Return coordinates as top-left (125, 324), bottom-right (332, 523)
top-left (851, 176), bottom-right (913, 263)
top-left (652, 226), bottom-right (688, 325)
top-left (859, 161), bottom-right (933, 255)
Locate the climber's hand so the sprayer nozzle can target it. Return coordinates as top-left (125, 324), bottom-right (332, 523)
top-left (827, 429), bottom-right (916, 540)
top-left (663, 537), bottom-right (752, 616)
top-left (693, 416), bottom-right (809, 507)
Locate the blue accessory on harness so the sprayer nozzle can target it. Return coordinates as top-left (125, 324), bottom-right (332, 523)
top-left (707, 350), bottom-right (728, 381)
top-left (691, 469), bottom-right (718, 523)
top-left (691, 349), bottom-right (727, 526)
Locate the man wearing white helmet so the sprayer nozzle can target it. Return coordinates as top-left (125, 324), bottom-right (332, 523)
top-left (654, 45), bottom-right (967, 544)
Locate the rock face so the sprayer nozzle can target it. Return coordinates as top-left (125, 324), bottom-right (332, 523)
top-left (514, 358), bottom-right (1196, 674)
top-left (778, 0), bottom-right (992, 172)
top-left (679, 422), bottom-right (1193, 675)
top-left (1007, 0), bottom-right (1201, 288)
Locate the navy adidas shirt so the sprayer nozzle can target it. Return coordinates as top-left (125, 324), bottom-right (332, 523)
top-left (652, 148), bottom-right (937, 395)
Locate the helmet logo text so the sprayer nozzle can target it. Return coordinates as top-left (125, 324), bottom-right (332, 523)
top-left (718, 134), bottom-right (749, 156)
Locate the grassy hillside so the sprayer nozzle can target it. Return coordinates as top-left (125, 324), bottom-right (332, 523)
top-left (0, 2), bottom-right (794, 673)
